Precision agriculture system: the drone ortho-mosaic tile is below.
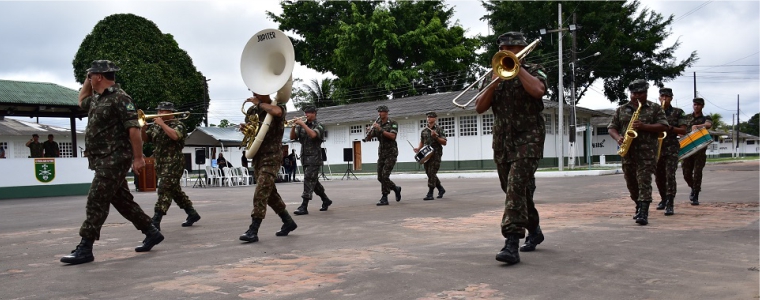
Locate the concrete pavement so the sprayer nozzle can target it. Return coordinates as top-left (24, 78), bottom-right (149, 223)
top-left (0, 161), bottom-right (757, 299)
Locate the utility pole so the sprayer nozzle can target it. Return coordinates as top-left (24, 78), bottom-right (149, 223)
top-left (736, 95), bottom-right (740, 156)
top-left (202, 76), bottom-right (209, 127)
top-left (569, 13), bottom-right (578, 168)
top-left (693, 72), bottom-right (697, 98)
top-left (558, 3), bottom-right (564, 171)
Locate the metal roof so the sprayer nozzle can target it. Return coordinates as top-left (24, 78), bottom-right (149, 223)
top-left (185, 126), bottom-right (292, 147)
top-left (296, 90), bottom-right (609, 125)
top-left (0, 117), bottom-right (84, 136)
top-left (0, 79), bottom-right (87, 118)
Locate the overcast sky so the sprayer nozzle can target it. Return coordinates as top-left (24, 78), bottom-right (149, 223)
top-left (1, 0), bottom-right (758, 130)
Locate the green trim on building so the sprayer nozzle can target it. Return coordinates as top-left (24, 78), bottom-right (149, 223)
top-left (0, 183), bottom-right (91, 200)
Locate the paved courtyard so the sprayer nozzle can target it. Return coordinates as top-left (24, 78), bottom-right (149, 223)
top-left (1, 161), bottom-right (757, 299)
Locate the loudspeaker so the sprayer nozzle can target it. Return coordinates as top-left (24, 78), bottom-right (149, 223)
top-left (321, 148), bottom-right (327, 162)
top-left (343, 148), bottom-right (353, 162)
top-left (195, 148), bottom-right (206, 165)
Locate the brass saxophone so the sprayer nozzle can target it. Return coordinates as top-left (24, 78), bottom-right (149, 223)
top-left (656, 131), bottom-right (667, 160)
top-left (617, 101), bottom-right (642, 157)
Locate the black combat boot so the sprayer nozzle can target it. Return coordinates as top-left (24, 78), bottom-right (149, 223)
top-left (394, 186), bottom-right (402, 202)
top-left (319, 196), bottom-right (333, 212)
top-left (689, 189), bottom-right (695, 201)
top-left (182, 207), bottom-right (201, 227)
top-left (275, 211), bottom-right (298, 236)
top-left (664, 196), bottom-right (674, 216)
top-left (495, 234), bottom-right (521, 264)
top-left (656, 193), bottom-right (667, 210)
top-left (135, 225), bottom-right (164, 252)
top-left (423, 187), bottom-right (435, 200)
top-left (632, 202), bottom-right (641, 220)
top-left (519, 226), bottom-right (545, 252)
top-left (294, 198), bottom-right (309, 215)
top-left (376, 194), bottom-right (389, 206)
top-left (239, 218), bottom-right (262, 242)
top-left (691, 191), bottom-right (700, 205)
top-left (635, 202), bottom-right (650, 225)
top-left (60, 238), bottom-right (95, 265)
top-left (436, 183), bottom-right (446, 198)
top-left (152, 211), bottom-right (163, 231)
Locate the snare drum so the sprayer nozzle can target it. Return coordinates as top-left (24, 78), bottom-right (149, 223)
top-left (414, 145), bottom-right (435, 164)
top-left (678, 128), bottom-right (712, 160)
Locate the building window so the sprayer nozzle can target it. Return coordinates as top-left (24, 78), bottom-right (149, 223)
top-left (747, 140), bottom-right (755, 145)
top-left (438, 117), bottom-right (455, 135)
top-left (59, 142), bottom-right (73, 158)
top-left (481, 114), bottom-right (494, 135)
top-left (419, 119), bottom-right (427, 129)
top-left (349, 125), bottom-right (363, 134)
top-left (459, 115), bottom-right (478, 136)
top-left (0, 142), bottom-right (6, 158)
top-left (544, 114), bottom-right (552, 134)
top-left (596, 127), bottom-right (609, 135)
top-left (555, 115), bottom-right (559, 134)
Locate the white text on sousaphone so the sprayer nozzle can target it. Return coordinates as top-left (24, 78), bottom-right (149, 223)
top-left (257, 31), bottom-right (276, 42)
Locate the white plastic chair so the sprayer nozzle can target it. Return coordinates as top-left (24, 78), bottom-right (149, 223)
top-left (235, 167), bottom-right (249, 186)
top-left (182, 169), bottom-right (189, 187)
top-left (241, 167), bottom-right (254, 185)
top-left (213, 167), bottom-right (224, 187)
top-left (204, 166), bottom-right (220, 186)
top-left (277, 166), bottom-right (289, 182)
top-left (222, 167), bottom-right (236, 187)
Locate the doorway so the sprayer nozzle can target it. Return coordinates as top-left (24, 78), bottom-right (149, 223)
top-left (352, 141), bottom-right (362, 170)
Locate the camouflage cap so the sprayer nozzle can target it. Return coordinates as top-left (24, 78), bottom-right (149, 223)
top-left (376, 105), bottom-right (389, 112)
top-left (302, 105), bottom-right (317, 113)
top-left (659, 87), bottom-right (673, 97)
top-left (426, 111), bottom-right (437, 118)
top-left (628, 79), bottom-right (649, 93)
top-left (693, 97), bottom-right (705, 105)
top-left (156, 102), bottom-right (176, 111)
top-left (497, 32), bottom-right (528, 46)
top-left (86, 60), bottom-right (121, 73)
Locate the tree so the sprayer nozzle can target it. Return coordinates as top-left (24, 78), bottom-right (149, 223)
top-left (217, 119), bottom-right (234, 128)
top-left (739, 113), bottom-right (759, 137)
top-left (708, 113), bottom-right (727, 131)
top-left (268, 1), bottom-right (479, 103)
top-left (72, 13), bottom-right (209, 132)
top-left (293, 78), bottom-right (338, 109)
top-left (479, 0), bottom-right (698, 104)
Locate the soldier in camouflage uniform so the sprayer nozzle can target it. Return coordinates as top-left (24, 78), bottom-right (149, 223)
top-left (238, 84), bottom-right (298, 243)
top-left (608, 79), bottom-right (668, 226)
top-left (414, 111), bottom-right (447, 200)
top-left (141, 102), bottom-right (201, 231)
top-left (474, 32), bottom-right (547, 265)
top-left (367, 105), bottom-right (402, 206)
top-left (654, 88), bottom-right (687, 215)
top-left (682, 97), bottom-right (713, 205)
top-left (61, 60), bottom-right (163, 265)
top-left (290, 105), bottom-right (333, 215)
top-left (25, 134), bottom-right (44, 158)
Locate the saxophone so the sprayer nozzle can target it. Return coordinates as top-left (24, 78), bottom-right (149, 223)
top-left (656, 130), bottom-right (667, 160)
top-left (617, 101), bottom-right (642, 157)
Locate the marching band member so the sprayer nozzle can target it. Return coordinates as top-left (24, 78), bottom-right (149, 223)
top-left (654, 88), bottom-right (687, 215)
top-left (290, 105), bottom-right (333, 215)
top-left (366, 105), bottom-right (402, 206)
top-left (682, 97), bottom-right (713, 205)
top-left (414, 111), bottom-right (447, 200)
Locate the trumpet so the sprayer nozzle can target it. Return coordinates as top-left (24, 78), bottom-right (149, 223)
top-left (285, 116), bottom-right (307, 127)
top-left (452, 39), bottom-right (540, 109)
top-left (362, 116), bottom-right (381, 142)
top-left (137, 109), bottom-right (190, 127)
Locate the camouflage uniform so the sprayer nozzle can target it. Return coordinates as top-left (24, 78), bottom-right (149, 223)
top-left (655, 105), bottom-right (686, 199)
top-left (372, 113), bottom-right (400, 195)
top-left (420, 123), bottom-right (447, 188)
top-left (247, 104), bottom-right (288, 219)
top-left (80, 83), bottom-right (153, 240)
top-left (608, 100), bottom-right (668, 206)
top-left (294, 117), bottom-right (330, 201)
top-left (43, 140), bottom-right (60, 157)
top-left (485, 63), bottom-right (548, 238)
top-left (27, 141), bottom-right (43, 158)
top-left (146, 118), bottom-right (194, 214)
top-left (682, 112), bottom-right (713, 193)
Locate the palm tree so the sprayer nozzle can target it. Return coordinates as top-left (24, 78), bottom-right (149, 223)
top-left (708, 113), bottom-right (727, 131)
top-left (304, 78), bottom-right (336, 108)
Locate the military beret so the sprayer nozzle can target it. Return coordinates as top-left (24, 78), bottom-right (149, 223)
top-left (303, 105), bottom-right (317, 113)
top-left (156, 102), bottom-right (176, 112)
top-left (86, 60), bottom-right (121, 73)
top-left (497, 32), bottom-right (528, 46)
top-left (628, 79), bottom-right (649, 93)
top-left (376, 105), bottom-right (389, 112)
top-left (693, 97), bottom-right (705, 105)
top-left (659, 88), bottom-right (673, 96)
top-left (426, 111), bottom-right (437, 118)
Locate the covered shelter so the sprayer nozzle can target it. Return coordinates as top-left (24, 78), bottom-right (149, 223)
top-left (0, 79), bottom-right (87, 156)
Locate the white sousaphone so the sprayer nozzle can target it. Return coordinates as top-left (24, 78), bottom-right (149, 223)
top-left (240, 28), bottom-right (295, 159)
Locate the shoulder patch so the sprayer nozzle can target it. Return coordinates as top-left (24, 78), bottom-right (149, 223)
top-left (391, 124), bottom-right (398, 129)
top-left (126, 103), bottom-right (135, 111)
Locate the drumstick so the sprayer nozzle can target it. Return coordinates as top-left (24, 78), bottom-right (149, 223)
top-left (406, 140), bottom-right (416, 149)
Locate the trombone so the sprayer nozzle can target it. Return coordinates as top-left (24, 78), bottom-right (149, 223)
top-left (452, 39), bottom-right (540, 109)
top-left (137, 109), bottom-right (190, 127)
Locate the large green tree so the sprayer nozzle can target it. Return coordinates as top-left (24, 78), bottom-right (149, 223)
top-left (72, 13), bottom-right (209, 132)
top-left (480, 0), bottom-right (698, 104)
top-left (739, 113), bottom-right (759, 137)
top-left (268, 0), bottom-right (479, 102)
